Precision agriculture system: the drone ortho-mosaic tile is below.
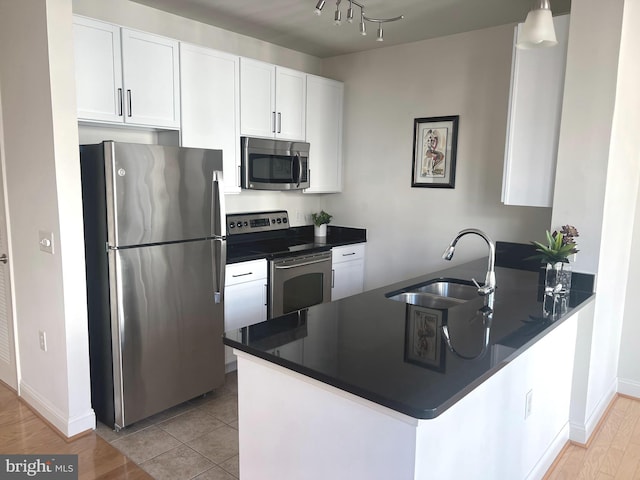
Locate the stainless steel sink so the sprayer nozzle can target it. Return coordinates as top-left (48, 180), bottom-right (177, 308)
top-left (385, 279), bottom-right (479, 309)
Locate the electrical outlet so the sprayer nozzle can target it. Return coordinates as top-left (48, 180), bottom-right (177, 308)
top-left (525, 389), bottom-right (533, 419)
top-left (39, 330), bottom-right (47, 352)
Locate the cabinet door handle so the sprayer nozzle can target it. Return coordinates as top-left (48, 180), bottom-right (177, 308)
top-left (272, 111), bottom-right (276, 133)
top-left (232, 272), bottom-right (252, 277)
top-left (332, 269), bottom-right (335, 288)
top-left (117, 88), bottom-right (123, 116)
top-left (264, 283), bottom-right (268, 306)
top-left (342, 252), bottom-right (356, 257)
top-left (277, 112), bottom-right (282, 133)
top-left (127, 89), bottom-right (132, 117)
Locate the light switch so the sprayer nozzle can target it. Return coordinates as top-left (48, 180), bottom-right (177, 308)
top-left (39, 230), bottom-right (54, 254)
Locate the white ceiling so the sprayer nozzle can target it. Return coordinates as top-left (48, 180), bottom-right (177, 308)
top-left (129, 0), bottom-right (571, 58)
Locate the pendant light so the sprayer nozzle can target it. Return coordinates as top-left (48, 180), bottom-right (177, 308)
top-left (516, 0), bottom-right (558, 49)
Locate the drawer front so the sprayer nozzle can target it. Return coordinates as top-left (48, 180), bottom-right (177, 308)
top-left (226, 259), bottom-right (267, 286)
top-left (332, 243), bottom-right (365, 264)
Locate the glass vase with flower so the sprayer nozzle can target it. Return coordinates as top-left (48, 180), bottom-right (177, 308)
top-left (529, 226), bottom-right (579, 317)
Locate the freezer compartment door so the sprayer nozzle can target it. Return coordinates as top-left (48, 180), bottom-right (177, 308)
top-left (110, 239), bottom-right (225, 428)
top-left (106, 142), bottom-right (224, 246)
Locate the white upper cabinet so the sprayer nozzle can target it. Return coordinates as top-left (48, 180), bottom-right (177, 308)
top-left (240, 58), bottom-right (306, 141)
top-left (179, 43), bottom-right (241, 194)
top-left (73, 16), bottom-right (180, 129)
top-left (73, 16), bottom-right (123, 123)
top-left (275, 67), bottom-right (307, 141)
top-left (121, 29), bottom-right (180, 128)
top-left (305, 75), bottom-right (344, 193)
top-left (502, 14), bottom-right (570, 207)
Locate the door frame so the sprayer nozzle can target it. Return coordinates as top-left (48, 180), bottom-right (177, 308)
top-left (0, 87), bottom-right (19, 390)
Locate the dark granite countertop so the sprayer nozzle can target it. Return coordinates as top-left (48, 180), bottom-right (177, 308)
top-left (223, 257), bottom-right (594, 419)
top-left (226, 225), bottom-right (367, 264)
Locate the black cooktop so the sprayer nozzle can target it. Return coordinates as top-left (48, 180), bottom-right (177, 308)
top-left (225, 211), bottom-right (367, 264)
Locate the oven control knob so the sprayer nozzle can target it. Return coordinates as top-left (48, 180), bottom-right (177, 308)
top-left (236, 222), bottom-right (243, 228)
top-left (271, 218), bottom-right (276, 224)
top-left (229, 223), bottom-right (235, 229)
top-left (282, 218), bottom-right (288, 224)
top-left (243, 221), bottom-right (248, 227)
top-left (276, 218), bottom-right (282, 224)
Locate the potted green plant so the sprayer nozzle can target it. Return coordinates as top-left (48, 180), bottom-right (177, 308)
top-left (529, 226), bottom-right (579, 265)
top-left (529, 225), bottom-right (579, 307)
top-left (311, 210), bottom-right (332, 237)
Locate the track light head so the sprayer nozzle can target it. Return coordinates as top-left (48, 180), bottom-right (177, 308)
top-left (376, 23), bottom-right (383, 41)
top-left (359, 20), bottom-right (366, 35)
top-left (315, 0), bottom-right (325, 15)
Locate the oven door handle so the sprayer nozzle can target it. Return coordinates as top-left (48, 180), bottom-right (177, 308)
top-left (274, 257), bottom-right (331, 269)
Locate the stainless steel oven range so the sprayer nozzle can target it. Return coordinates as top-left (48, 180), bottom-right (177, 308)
top-left (226, 211), bottom-right (332, 319)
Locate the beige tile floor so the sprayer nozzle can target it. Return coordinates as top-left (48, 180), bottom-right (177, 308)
top-left (95, 371), bottom-right (239, 480)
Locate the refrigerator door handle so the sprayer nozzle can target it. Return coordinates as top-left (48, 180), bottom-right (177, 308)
top-left (213, 238), bottom-right (226, 304)
top-left (212, 170), bottom-right (226, 238)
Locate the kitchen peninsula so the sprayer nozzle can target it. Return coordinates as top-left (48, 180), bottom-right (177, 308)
top-left (224, 255), bottom-right (594, 479)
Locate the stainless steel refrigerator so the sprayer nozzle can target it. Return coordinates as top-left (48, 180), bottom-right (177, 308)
top-left (79, 141), bottom-right (226, 430)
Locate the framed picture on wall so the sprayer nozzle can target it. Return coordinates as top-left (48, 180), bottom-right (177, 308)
top-left (411, 115), bottom-right (459, 188)
top-left (404, 304), bottom-right (446, 373)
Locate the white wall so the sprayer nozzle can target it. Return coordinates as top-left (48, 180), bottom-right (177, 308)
top-left (0, 0), bottom-right (94, 436)
top-left (620, 185), bottom-right (640, 396)
top-left (617, 0), bottom-right (640, 399)
top-left (321, 26), bottom-right (552, 290)
top-left (551, 0), bottom-right (640, 442)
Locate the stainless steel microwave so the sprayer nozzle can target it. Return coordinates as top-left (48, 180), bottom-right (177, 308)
top-left (241, 137), bottom-right (310, 190)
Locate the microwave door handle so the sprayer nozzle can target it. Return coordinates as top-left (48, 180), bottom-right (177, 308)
top-left (295, 152), bottom-right (302, 188)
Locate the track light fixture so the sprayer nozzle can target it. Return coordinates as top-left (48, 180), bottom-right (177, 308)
top-left (316, 0), bottom-right (403, 42)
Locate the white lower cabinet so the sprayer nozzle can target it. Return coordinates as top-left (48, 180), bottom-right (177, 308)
top-left (331, 243), bottom-right (366, 301)
top-left (224, 259), bottom-right (268, 367)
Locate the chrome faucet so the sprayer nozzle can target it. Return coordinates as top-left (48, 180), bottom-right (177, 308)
top-left (442, 228), bottom-right (496, 295)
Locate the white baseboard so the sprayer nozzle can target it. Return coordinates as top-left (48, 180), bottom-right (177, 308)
top-left (569, 379), bottom-right (617, 444)
top-left (526, 422), bottom-right (570, 480)
top-left (20, 380), bottom-right (95, 437)
top-left (618, 378), bottom-right (640, 399)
